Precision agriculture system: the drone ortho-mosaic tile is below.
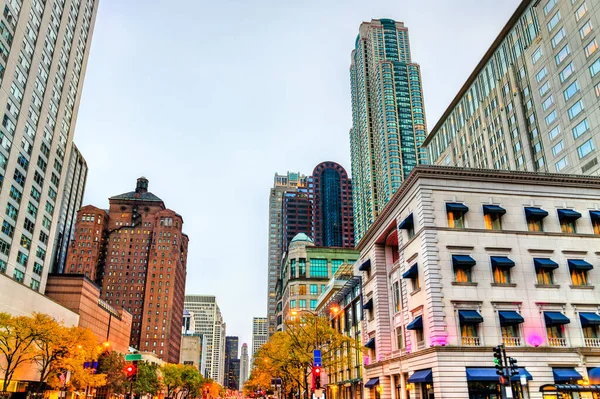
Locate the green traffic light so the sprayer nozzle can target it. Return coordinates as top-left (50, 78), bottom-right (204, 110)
top-left (494, 358), bottom-right (500, 365)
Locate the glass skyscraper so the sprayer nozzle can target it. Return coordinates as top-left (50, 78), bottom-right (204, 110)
top-left (350, 19), bottom-right (427, 243)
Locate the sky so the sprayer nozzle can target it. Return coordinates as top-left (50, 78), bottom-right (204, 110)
top-left (75, 0), bottom-right (522, 348)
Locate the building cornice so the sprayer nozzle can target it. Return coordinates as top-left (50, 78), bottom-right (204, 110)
top-left (357, 165), bottom-right (600, 250)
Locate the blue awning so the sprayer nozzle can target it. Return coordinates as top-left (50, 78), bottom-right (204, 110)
top-left (446, 203), bottom-right (469, 213)
top-left (589, 367), bottom-right (600, 384)
top-left (580, 313), bottom-right (600, 327)
top-left (534, 258), bottom-right (559, 270)
top-left (525, 207), bottom-right (548, 219)
top-left (558, 209), bottom-right (582, 220)
top-left (358, 259), bottom-right (371, 271)
top-left (402, 263), bottom-right (418, 279)
top-left (452, 255), bottom-right (476, 268)
top-left (459, 310), bottom-right (483, 324)
top-left (491, 256), bottom-right (515, 269)
top-left (568, 259), bottom-right (593, 271)
top-left (398, 214), bottom-right (414, 230)
top-left (590, 211), bottom-right (600, 221)
top-left (408, 369), bottom-right (432, 383)
top-left (466, 368), bottom-right (532, 382)
top-left (364, 377), bottom-right (379, 388)
top-left (499, 311), bottom-right (524, 326)
top-left (407, 315), bottom-right (423, 330)
top-left (553, 368), bottom-right (583, 383)
top-left (364, 338), bottom-right (375, 349)
top-left (483, 205), bottom-right (506, 215)
top-left (362, 298), bottom-right (373, 311)
top-left (544, 312), bottom-right (570, 326)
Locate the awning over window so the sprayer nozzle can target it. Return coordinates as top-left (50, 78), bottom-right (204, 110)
top-left (483, 205), bottom-right (506, 215)
top-left (590, 211), bottom-right (600, 221)
top-left (364, 338), bottom-right (375, 349)
top-left (589, 367), bottom-right (600, 384)
top-left (558, 209), bottom-right (582, 220)
top-left (408, 369), bottom-right (432, 383)
top-left (568, 259), bottom-right (593, 271)
top-left (525, 207), bottom-right (548, 219)
top-left (534, 258), bottom-right (559, 270)
top-left (544, 311), bottom-right (570, 326)
top-left (459, 310), bottom-right (483, 324)
top-left (407, 315), bottom-right (423, 330)
top-left (398, 214), bottom-right (414, 230)
top-left (491, 256), bottom-right (515, 269)
top-left (466, 368), bottom-right (532, 382)
top-left (580, 312), bottom-right (600, 327)
top-left (452, 255), bottom-right (476, 268)
top-left (364, 377), bottom-right (379, 388)
top-left (362, 299), bottom-right (373, 311)
top-left (499, 311), bottom-right (525, 326)
top-left (553, 368), bottom-right (583, 383)
top-left (358, 259), bottom-right (371, 271)
top-left (402, 263), bottom-right (418, 279)
top-left (446, 203), bottom-right (469, 213)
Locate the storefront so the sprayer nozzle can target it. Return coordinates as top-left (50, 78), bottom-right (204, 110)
top-left (540, 384), bottom-right (600, 399)
top-left (407, 369), bottom-right (434, 399)
top-left (364, 378), bottom-right (379, 399)
top-left (465, 367), bottom-right (532, 399)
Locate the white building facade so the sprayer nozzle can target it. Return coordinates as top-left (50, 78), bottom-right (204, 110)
top-left (356, 166), bottom-right (600, 399)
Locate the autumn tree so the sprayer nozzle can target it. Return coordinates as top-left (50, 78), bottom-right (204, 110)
top-left (133, 361), bottom-right (161, 396)
top-left (162, 363), bottom-right (183, 398)
top-left (96, 351), bottom-right (128, 396)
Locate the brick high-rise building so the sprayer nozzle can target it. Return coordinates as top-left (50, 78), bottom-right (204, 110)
top-left (65, 177), bottom-right (189, 363)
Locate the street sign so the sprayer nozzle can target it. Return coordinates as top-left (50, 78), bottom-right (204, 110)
top-left (125, 353), bottom-right (142, 361)
top-left (313, 349), bottom-right (322, 367)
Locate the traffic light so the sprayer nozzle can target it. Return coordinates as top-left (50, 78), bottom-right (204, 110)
top-left (313, 366), bottom-right (321, 389)
top-left (509, 357), bottom-right (519, 376)
top-left (493, 345), bottom-right (504, 376)
top-left (124, 363), bottom-right (137, 381)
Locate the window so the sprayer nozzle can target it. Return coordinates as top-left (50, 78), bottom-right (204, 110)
top-left (559, 62), bottom-right (574, 82)
top-left (580, 20), bottom-right (593, 39)
top-left (395, 326), bottom-right (403, 350)
top-left (290, 259), bottom-right (296, 277)
top-left (547, 11), bottom-right (561, 32)
top-left (491, 257), bottom-right (514, 284)
top-left (551, 27), bottom-right (566, 48)
top-left (543, 0), bottom-right (557, 15)
top-left (578, 139), bottom-right (595, 158)
top-left (331, 259), bottom-right (343, 275)
top-left (16, 251), bottom-right (28, 266)
top-left (298, 258), bottom-right (306, 277)
top-left (459, 310), bottom-right (483, 346)
top-left (537, 266), bottom-right (553, 285)
top-left (310, 284), bottom-right (318, 296)
top-left (532, 47), bottom-right (543, 64)
top-left (556, 44), bottom-right (570, 65)
top-left (5, 203), bottom-right (17, 220)
top-left (586, 39), bottom-right (599, 58)
top-left (536, 67), bottom-right (548, 82)
top-left (590, 57), bottom-right (600, 77)
top-left (542, 95), bottom-right (554, 111)
top-left (563, 81), bottom-right (579, 101)
top-left (552, 140), bottom-right (564, 156)
top-left (392, 281), bottom-right (400, 312)
top-left (568, 100), bottom-right (584, 120)
top-left (591, 211), bottom-right (600, 234)
top-left (483, 205), bottom-right (504, 230)
top-left (403, 264), bottom-right (420, 292)
top-left (299, 299), bottom-right (306, 309)
top-left (558, 209), bottom-right (580, 233)
top-left (309, 258), bottom-right (327, 278)
top-left (545, 314), bottom-right (567, 346)
top-left (575, 3), bottom-right (587, 22)
top-left (13, 269), bottom-right (24, 283)
top-left (30, 279), bottom-right (40, 291)
top-left (545, 111), bottom-right (557, 126)
top-left (446, 203), bottom-right (468, 228)
top-left (501, 324), bottom-right (520, 346)
top-left (539, 81), bottom-right (551, 97)
top-left (310, 300), bottom-right (317, 310)
top-left (290, 299), bottom-right (296, 309)
top-left (299, 284), bottom-right (306, 295)
top-left (571, 120), bottom-right (590, 140)
top-left (596, 82), bottom-right (600, 97)
top-left (555, 156), bottom-right (568, 171)
top-left (452, 255), bottom-right (476, 283)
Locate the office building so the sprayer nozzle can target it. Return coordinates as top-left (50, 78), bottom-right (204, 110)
top-left (267, 172), bottom-right (308, 335)
top-left (0, 0), bottom-right (98, 296)
top-left (309, 162), bottom-right (354, 248)
top-left (275, 234), bottom-right (359, 331)
top-left (251, 317), bottom-right (268, 357)
top-left (184, 295), bottom-right (226, 384)
top-left (51, 144), bottom-right (87, 274)
top-left (240, 343), bottom-right (249, 388)
top-left (349, 19), bottom-right (427, 243)
top-left (224, 336), bottom-right (239, 389)
top-left (355, 165), bottom-right (600, 399)
top-left (282, 188), bottom-right (312, 253)
top-left (65, 177), bottom-right (189, 363)
top-left (425, 0), bottom-right (600, 179)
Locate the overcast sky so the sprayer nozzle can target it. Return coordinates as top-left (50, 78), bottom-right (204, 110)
top-left (75, 0), bottom-right (522, 348)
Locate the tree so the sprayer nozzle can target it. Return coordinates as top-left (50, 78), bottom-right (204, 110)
top-left (133, 361), bottom-right (161, 396)
top-left (162, 363), bottom-right (183, 398)
top-left (180, 365), bottom-right (203, 398)
top-left (0, 313), bottom-right (56, 391)
top-left (96, 351), bottom-right (128, 396)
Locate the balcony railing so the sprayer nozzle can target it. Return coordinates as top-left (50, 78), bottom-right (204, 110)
top-left (548, 337), bottom-right (567, 347)
top-left (502, 337), bottom-right (521, 347)
top-left (462, 336), bottom-right (481, 346)
top-left (584, 338), bottom-right (600, 348)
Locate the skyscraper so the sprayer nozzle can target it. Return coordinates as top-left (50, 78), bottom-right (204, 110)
top-left (251, 317), bottom-right (268, 359)
top-left (51, 144), bottom-right (87, 274)
top-left (424, 0), bottom-right (600, 178)
top-left (267, 172), bottom-right (307, 335)
top-left (224, 336), bottom-right (239, 390)
top-left (349, 19), bottom-right (427, 242)
top-left (0, 0), bottom-right (98, 294)
top-left (309, 162), bottom-right (354, 248)
top-left (65, 177), bottom-right (189, 363)
top-left (184, 295), bottom-right (226, 384)
top-left (240, 343), bottom-right (249, 388)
